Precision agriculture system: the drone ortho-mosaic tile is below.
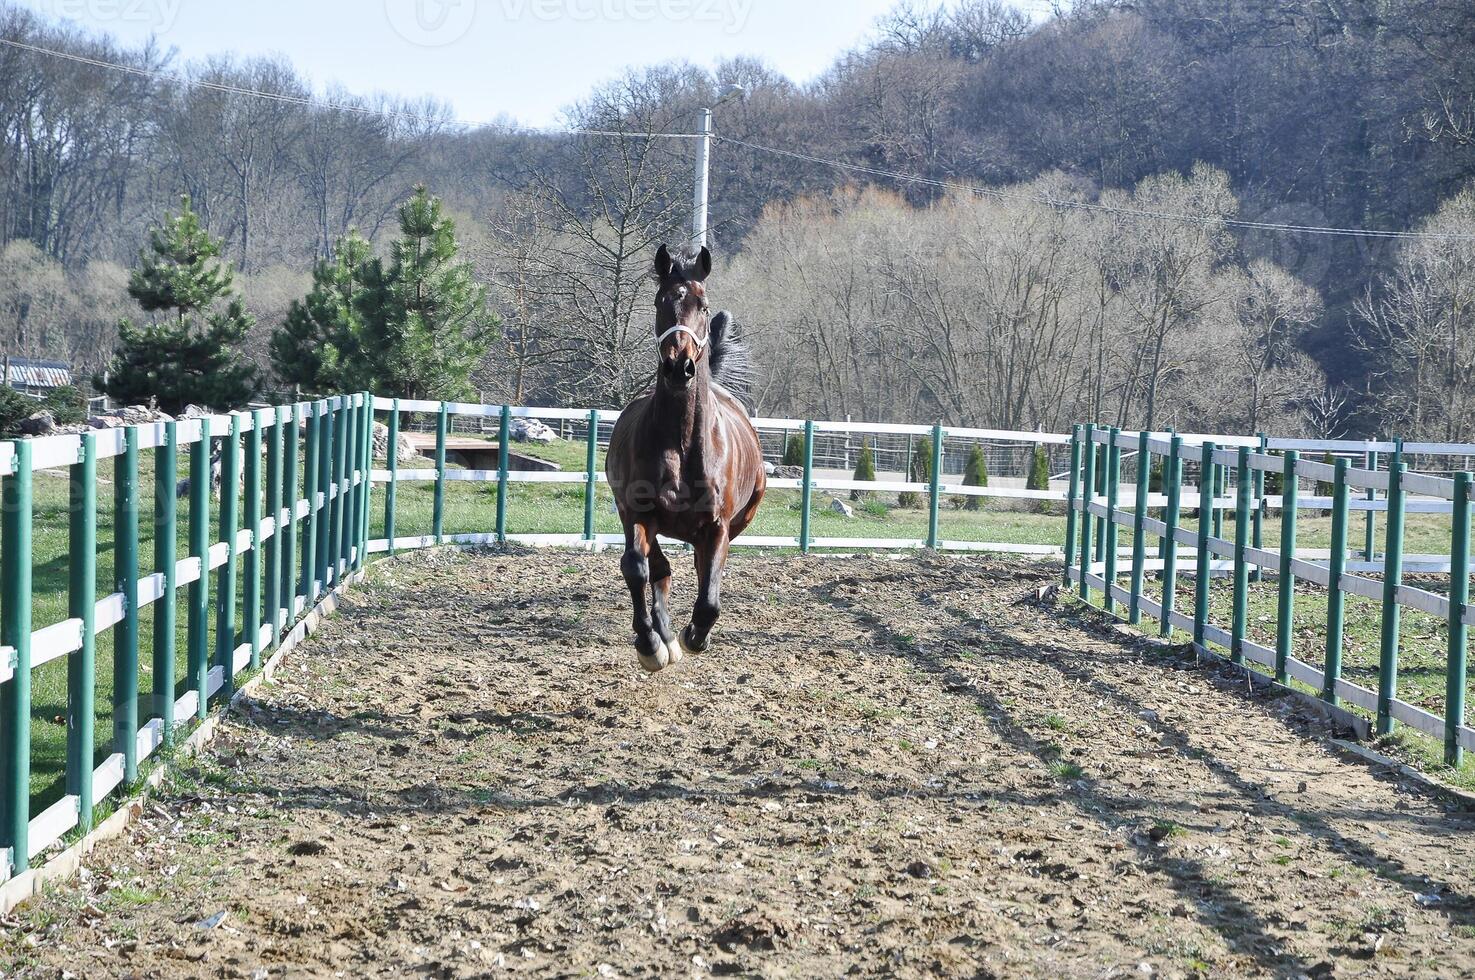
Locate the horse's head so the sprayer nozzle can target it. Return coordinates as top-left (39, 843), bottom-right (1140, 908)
top-left (652, 243), bottom-right (712, 392)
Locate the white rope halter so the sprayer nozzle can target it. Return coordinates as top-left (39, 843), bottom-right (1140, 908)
top-left (656, 324), bottom-right (708, 350)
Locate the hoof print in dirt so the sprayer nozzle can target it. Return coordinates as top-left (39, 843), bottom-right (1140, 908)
top-left (712, 909), bottom-right (789, 952)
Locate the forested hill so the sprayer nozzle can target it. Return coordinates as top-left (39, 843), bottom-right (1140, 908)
top-left (2, 0), bottom-right (1473, 434)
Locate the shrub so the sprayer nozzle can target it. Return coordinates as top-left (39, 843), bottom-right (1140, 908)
top-left (960, 443), bottom-right (988, 511)
top-left (0, 386), bottom-right (40, 436)
top-left (43, 385), bottom-right (86, 426)
top-left (782, 433), bottom-right (805, 467)
top-left (851, 439), bottom-right (876, 501)
top-left (1027, 445), bottom-right (1050, 491)
top-left (899, 435), bottom-right (933, 509)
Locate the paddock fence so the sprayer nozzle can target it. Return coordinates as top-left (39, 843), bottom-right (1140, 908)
top-left (5, 394), bottom-right (1475, 898)
top-left (1062, 424), bottom-right (1475, 768)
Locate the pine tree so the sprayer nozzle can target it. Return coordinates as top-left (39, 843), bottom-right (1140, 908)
top-left (961, 443), bottom-right (988, 511)
top-left (271, 188), bottom-right (497, 400)
top-left (98, 196), bottom-right (259, 413)
top-left (851, 439), bottom-right (876, 501)
top-left (271, 231), bottom-right (374, 394)
top-left (360, 186), bottom-right (496, 399)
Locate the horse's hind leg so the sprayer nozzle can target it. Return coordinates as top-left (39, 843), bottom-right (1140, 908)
top-left (621, 523), bottom-right (669, 673)
top-left (648, 539), bottom-right (683, 666)
top-left (680, 526), bottom-right (730, 656)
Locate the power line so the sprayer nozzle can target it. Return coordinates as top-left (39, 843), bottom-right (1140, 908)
top-left (3, 33), bottom-right (1473, 243)
top-left (715, 135), bottom-right (1475, 242)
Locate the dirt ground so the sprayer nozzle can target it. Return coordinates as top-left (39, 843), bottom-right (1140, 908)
top-left (7, 549), bottom-right (1475, 979)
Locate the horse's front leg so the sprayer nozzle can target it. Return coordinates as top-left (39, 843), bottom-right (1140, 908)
top-left (621, 522), bottom-right (669, 673)
top-left (680, 524), bottom-right (730, 656)
top-left (648, 539), bottom-right (683, 667)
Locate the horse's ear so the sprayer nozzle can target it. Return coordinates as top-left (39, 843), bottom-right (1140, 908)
top-left (692, 246), bottom-right (713, 282)
top-left (654, 244), bottom-right (672, 280)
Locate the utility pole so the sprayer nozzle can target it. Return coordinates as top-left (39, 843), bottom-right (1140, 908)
top-left (691, 107), bottom-right (713, 248)
top-left (690, 85), bottom-right (745, 249)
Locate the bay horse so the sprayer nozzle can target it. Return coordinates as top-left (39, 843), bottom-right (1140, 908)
top-left (606, 244), bottom-right (766, 673)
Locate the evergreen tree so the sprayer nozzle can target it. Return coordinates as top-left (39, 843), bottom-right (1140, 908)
top-left (902, 436), bottom-right (934, 509)
top-left (97, 196), bottom-right (259, 413)
top-left (782, 433), bottom-right (805, 467)
top-left (271, 230), bottom-right (374, 394)
top-left (361, 186), bottom-right (495, 399)
top-left (1027, 445), bottom-right (1050, 491)
top-left (961, 443), bottom-right (988, 511)
top-left (271, 187), bottom-right (496, 400)
top-left (851, 439), bottom-right (876, 501)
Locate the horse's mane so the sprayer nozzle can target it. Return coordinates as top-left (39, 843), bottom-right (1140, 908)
top-left (708, 310), bottom-right (754, 413)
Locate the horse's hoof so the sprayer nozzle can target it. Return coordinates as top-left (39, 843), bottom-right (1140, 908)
top-left (664, 637), bottom-right (685, 667)
top-left (679, 625), bottom-right (709, 657)
top-left (637, 645), bottom-right (670, 673)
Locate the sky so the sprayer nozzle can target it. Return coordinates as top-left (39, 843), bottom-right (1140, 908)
top-left (8, 0), bottom-right (1045, 128)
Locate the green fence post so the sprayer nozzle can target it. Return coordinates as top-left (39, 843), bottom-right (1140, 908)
top-left (304, 401), bottom-right (322, 601)
top-left (335, 397), bottom-right (351, 575)
top-left (264, 410), bottom-right (282, 648)
top-left (1211, 458), bottom-right (1226, 543)
top-left (67, 434), bottom-right (97, 831)
top-left (360, 393), bottom-right (373, 568)
top-left (386, 399), bottom-right (399, 556)
top-left (433, 402), bottom-right (448, 546)
top-left (187, 423), bottom-right (211, 721)
top-left (281, 405), bottom-right (299, 629)
top-left (1160, 435), bottom-right (1184, 638)
top-left (926, 423), bottom-right (944, 550)
top-left (317, 400), bottom-right (335, 593)
top-left (800, 420), bottom-right (815, 554)
top-left (244, 411), bottom-right (263, 670)
top-left (114, 426), bottom-right (140, 784)
top-left (1193, 442), bottom-right (1216, 648)
top-left (1365, 449), bottom-right (1379, 561)
top-left (1445, 472), bottom-right (1471, 766)
top-left (1079, 424), bottom-right (1096, 602)
top-left (1251, 434), bottom-right (1266, 583)
top-left (1376, 461), bottom-right (1407, 736)
top-left (0, 440), bottom-right (31, 876)
top-left (584, 409), bottom-right (599, 543)
top-left (1323, 458), bottom-right (1351, 706)
top-left (153, 421), bottom-right (178, 746)
top-left (1103, 428), bottom-right (1121, 614)
top-left (1230, 446), bottom-right (1251, 665)
top-left (1129, 431), bottom-right (1150, 625)
top-left (216, 414), bottom-right (241, 697)
top-left (496, 406), bottom-right (510, 545)
top-left (352, 394), bottom-right (367, 569)
top-left (1063, 426), bottom-right (1082, 587)
top-left (1095, 441), bottom-right (1107, 560)
top-left (1274, 451), bottom-right (1299, 684)
top-left (1, 440), bottom-right (32, 875)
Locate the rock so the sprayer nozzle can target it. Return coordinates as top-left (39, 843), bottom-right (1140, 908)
top-left (181, 404), bottom-right (211, 419)
top-left (88, 416), bottom-right (124, 429)
top-left (763, 460), bottom-right (776, 476)
top-left (17, 410), bottom-right (56, 436)
top-left (511, 417), bottom-right (557, 443)
top-left (828, 496), bottom-right (855, 518)
top-left (89, 405), bottom-right (174, 429)
top-left (772, 465), bottom-right (803, 479)
top-left (371, 421), bottom-right (417, 462)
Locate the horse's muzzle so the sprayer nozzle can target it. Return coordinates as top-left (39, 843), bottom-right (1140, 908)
top-left (662, 356), bottom-right (697, 387)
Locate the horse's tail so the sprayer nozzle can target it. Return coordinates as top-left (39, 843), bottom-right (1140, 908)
top-left (709, 311), bottom-right (753, 409)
